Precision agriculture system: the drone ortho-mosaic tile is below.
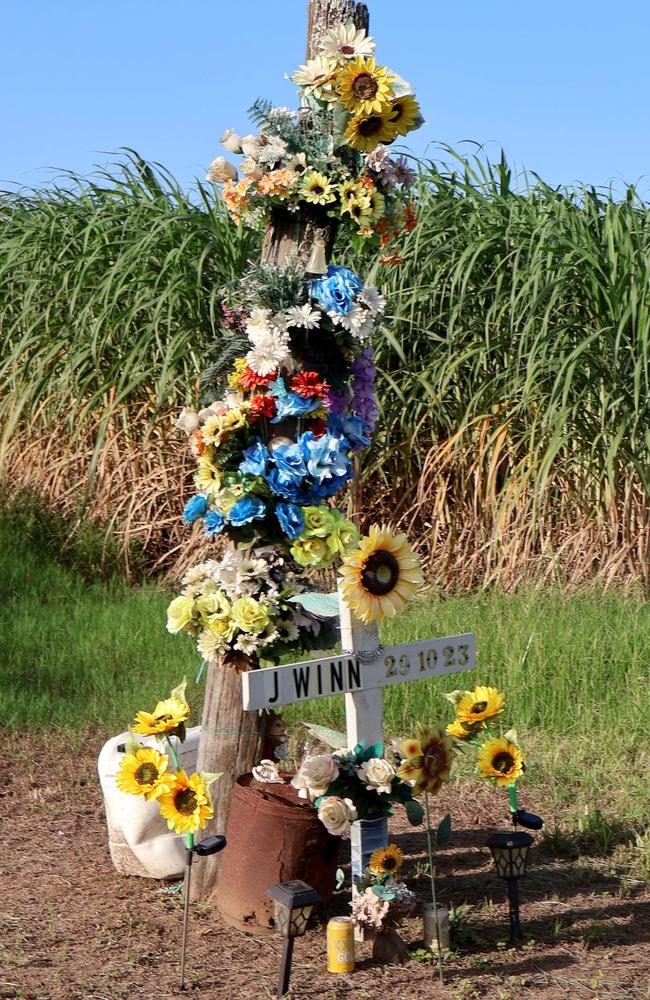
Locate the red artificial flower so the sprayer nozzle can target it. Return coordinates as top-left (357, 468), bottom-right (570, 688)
top-left (239, 366), bottom-right (277, 392)
top-left (249, 394), bottom-right (277, 420)
top-left (307, 418), bottom-right (328, 438)
top-left (405, 201), bottom-right (417, 232)
top-left (291, 371), bottom-right (330, 399)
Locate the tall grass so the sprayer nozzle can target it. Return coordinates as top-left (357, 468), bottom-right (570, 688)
top-left (3, 149), bottom-right (650, 587)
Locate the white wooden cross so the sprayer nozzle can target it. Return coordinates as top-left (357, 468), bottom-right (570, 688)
top-left (242, 594), bottom-right (476, 878)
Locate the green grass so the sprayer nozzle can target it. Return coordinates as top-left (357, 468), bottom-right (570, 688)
top-left (3, 505), bottom-right (648, 874)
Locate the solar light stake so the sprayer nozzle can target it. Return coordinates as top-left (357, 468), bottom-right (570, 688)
top-left (486, 831), bottom-right (534, 945)
top-left (179, 835), bottom-right (227, 991)
top-left (267, 880), bottom-right (322, 997)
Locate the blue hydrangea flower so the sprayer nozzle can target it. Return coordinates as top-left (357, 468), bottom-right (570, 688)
top-left (300, 431), bottom-right (353, 484)
top-left (203, 509), bottom-right (225, 537)
top-left (239, 439), bottom-right (270, 477)
top-left (327, 414), bottom-right (370, 452)
top-left (228, 497), bottom-right (266, 526)
top-left (275, 502), bottom-right (305, 541)
top-left (182, 494), bottom-right (209, 525)
top-left (307, 264), bottom-right (363, 316)
top-left (271, 442), bottom-right (308, 485)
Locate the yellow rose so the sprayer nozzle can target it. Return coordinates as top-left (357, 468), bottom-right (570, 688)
top-left (327, 512), bottom-right (360, 555)
top-left (302, 506), bottom-right (336, 538)
top-left (194, 591), bottom-right (231, 623)
top-left (231, 597), bottom-right (270, 634)
top-left (204, 616), bottom-right (237, 643)
top-left (290, 535), bottom-right (334, 569)
top-left (166, 596), bottom-right (195, 634)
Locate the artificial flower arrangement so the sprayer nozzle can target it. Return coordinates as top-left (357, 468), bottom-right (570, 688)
top-left (445, 683), bottom-right (525, 812)
top-left (207, 22), bottom-right (421, 248)
top-left (115, 682), bottom-right (221, 845)
top-left (352, 842), bottom-right (415, 928)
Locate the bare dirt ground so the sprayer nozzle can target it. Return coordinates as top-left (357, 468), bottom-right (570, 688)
top-left (2, 733), bottom-right (649, 1000)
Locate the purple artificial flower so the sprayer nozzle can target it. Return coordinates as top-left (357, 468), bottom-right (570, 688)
top-left (351, 347), bottom-right (379, 432)
top-left (325, 388), bottom-right (350, 415)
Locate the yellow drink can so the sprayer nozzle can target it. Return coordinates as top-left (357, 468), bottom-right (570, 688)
top-left (327, 916), bottom-right (355, 973)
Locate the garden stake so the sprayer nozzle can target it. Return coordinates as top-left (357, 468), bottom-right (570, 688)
top-left (179, 832), bottom-right (195, 991)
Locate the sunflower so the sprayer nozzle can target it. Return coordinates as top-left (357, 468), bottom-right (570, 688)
top-left (339, 178), bottom-right (368, 206)
top-left (299, 170), bottom-right (336, 206)
top-left (476, 738), bottom-right (524, 787)
top-left (344, 108), bottom-right (401, 153)
top-left (339, 524), bottom-right (423, 624)
top-left (456, 686), bottom-right (505, 725)
top-left (157, 770), bottom-right (214, 835)
top-left (319, 23), bottom-right (376, 62)
top-left (336, 57), bottom-right (395, 116)
top-left (116, 747), bottom-right (170, 800)
top-left (396, 723), bottom-right (453, 796)
top-left (369, 843), bottom-right (404, 876)
top-left (194, 457), bottom-right (221, 496)
top-left (446, 719), bottom-right (484, 740)
top-left (367, 188), bottom-right (386, 224)
top-left (389, 95), bottom-right (422, 137)
top-left (133, 692), bottom-right (189, 737)
top-left (343, 194), bottom-right (373, 228)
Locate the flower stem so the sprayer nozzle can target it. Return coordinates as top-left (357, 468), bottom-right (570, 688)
top-left (165, 734), bottom-right (181, 773)
top-left (508, 782), bottom-right (519, 818)
top-left (424, 791), bottom-right (444, 986)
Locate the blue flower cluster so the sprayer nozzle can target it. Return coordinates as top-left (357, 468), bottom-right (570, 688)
top-left (308, 265), bottom-right (363, 316)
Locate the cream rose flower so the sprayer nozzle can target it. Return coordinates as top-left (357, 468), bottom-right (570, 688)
top-left (252, 760), bottom-right (284, 784)
top-left (291, 754), bottom-right (339, 800)
top-left (230, 597), bottom-right (270, 634)
top-left (206, 156), bottom-right (238, 183)
top-left (317, 796), bottom-right (357, 837)
top-left (220, 129), bottom-right (243, 154)
top-left (175, 407), bottom-right (200, 435)
top-left (357, 757), bottom-right (395, 795)
top-left (166, 595), bottom-right (195, 634)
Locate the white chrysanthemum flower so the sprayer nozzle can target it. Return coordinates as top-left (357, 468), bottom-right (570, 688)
top-left (319, 24), bottom-right (376, 61)
top-left (331, 303), bottom-right (365, 333)
top-left (256, 138), bottom-right (288, 166)
top-left (354, 314), bottom-right (375, 341)
top-left (359, 286), bottom-right (386, 316)
top-left (285, 304), bottom-right (321, 330)
top-left (197, 630), bottom-right (228, 660)
top-left (220, 129), bottom-right (243, 154)
top-left (234, 633), bottom-right (263, 654)
top-left (291, 55), bottom-right (339, 102)
top-left (246, 307), bottom-right (272, 339)
top-left (271, 312), bottom-right (288, 335)
top-left (278, 621), bottom-right (300, 642)
top-left (206, 156), bottom-right (238, 183)
top-left (246, 331), bottom-right (290, 377)
top-left (258, 628), bottom-right (280, 647)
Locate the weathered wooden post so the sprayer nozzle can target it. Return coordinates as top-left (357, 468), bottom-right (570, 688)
top-left (191, 0), bottom-right (372, 903)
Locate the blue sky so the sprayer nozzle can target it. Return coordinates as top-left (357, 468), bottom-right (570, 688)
top-left (3, 0), bottom-right (649, 195)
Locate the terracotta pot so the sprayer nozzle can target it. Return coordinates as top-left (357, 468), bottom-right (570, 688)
top-left (216, 774), bottom-right (341, 935)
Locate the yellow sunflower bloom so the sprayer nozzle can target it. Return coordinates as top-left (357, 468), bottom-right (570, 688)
top-left (389, 94), bottom-right (422, 137)
top-left (338, 524), bottom-right (423, 624)
top-left (116, 747), bottom-right (170, 800)
top-left (339, 179), bottom-right (368, 206)
top-left (396, 722), bottom-right (453, 796)
top-left (300, 170), bottom-right (336, 206)
top-left (194, 456), bottom-right (221, 496)
top-left (456, 686), bottom-right (505, 725)
top-left (344, 107), bottom-right (401, 152)
top-left (336, 57), bottom-right (395, 116)
top-left (133, 684), bottom-right (190, 737)
top-left (369, 843), bottom-right (404, 876)
top-left (446, 719), bottom-right (484, 740)
top-left (157, 770), bottom-right (215, 835)
top-left (342, 194), bottom-right (374, 228)
top-left (367, 188), bottom-right (386, 224)
top-left (476, 738), bottom-right (524, 787)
